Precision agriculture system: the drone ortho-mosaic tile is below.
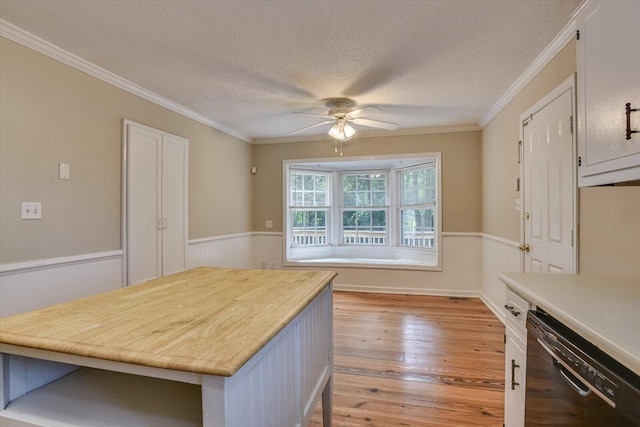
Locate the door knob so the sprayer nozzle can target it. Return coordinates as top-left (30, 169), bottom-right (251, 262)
top-left (519, 244), bottom-right (530, 252)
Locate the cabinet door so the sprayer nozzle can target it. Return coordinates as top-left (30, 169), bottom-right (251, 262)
top-left (577, 0), bottom-right (640, 186)
top-left (161, 135), bottom-right (189, 276)
top-left (127, 124), bottom-right (163, 284)
top-left (504, 326), bottom-right (526, 427)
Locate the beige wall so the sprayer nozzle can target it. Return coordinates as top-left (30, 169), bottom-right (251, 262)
top-left (579, 187), bottom-right (640, 277)
top-left (252, 131), bottom-right (481, 233)
top-left (0, 37), bottom-right (253, 264)
top-left (481, 39), bottom-right (577, 242)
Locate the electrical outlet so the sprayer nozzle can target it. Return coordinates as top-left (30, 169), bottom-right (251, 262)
top-left (21, 202), bottom-right (42, 219)
top-left (265, 220), bottom-right (273, 228)
top-left (271, 262), bottom-right (277, 270)
top-left (260, 261), bottom-right (266, 269)
top-left (515, 199), bottom-right (521, 211)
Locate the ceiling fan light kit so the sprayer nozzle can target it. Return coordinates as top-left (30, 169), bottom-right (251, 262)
top-left (328, 118), bottom-right (355, 142)
top-left (290, 98), bottom-right (398, 154)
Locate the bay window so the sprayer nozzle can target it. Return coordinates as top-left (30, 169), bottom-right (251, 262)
top-left (284, 153), bottom-right (441, 270)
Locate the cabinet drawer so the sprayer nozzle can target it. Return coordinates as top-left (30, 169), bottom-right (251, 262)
top-left (505, 289), bottom-right (530, 332)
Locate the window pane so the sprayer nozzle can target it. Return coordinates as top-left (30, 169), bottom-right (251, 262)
top-left (356, 192), bottom-right (371, 206)
top-left (303, 174), bottom-right (314, 189)
top-left (402, 167), bottom-right (435, 205)
top-left (342, 173), bottom-right (387, 208)
top-left (291, 171), bottom-right (328, 207)
top-left (401, 208), bottom-right (435, 248)
top-left (291, 209), bottom-right (327, 246)
top-left (343, 192), bottom-right (356, 206)
top-left (356, 177), bottom-right (369, 191)
top-left (372, 191), bottom-right (386, 206)
top-left (342, 209), bottom-right (386, 245)
top-left (371, 177), bottom-right (386, 190)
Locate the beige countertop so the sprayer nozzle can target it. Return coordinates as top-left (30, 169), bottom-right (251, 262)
top-left (0, 267), bottom-right (337, 377)
top-left (499, 273), bottom-right (640, 376)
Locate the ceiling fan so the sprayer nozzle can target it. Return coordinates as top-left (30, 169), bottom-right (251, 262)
top-left (290, 98), bottom-right (399, 143)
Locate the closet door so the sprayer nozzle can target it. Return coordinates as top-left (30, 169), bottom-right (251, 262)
top-left (126, 124), bottom-right (163, 284)
top-left (125, 121), bottom-right (188, 285)
top-left (161, 134), bottom-right (188, 277)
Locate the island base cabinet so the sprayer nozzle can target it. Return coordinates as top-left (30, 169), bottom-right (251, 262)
top-left (0, 367), bottom-right (202, 427)
top-left (0, 286), bottom-right (333, 427)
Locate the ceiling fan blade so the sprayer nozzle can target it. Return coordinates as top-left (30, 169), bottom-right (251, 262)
top-left (289, 120), bottom-right (335, 134)
top-left (346, 105), bottom-right (382, 118)
top-left (293, 112), bottom-right (333, 119)
top-left (351, 118), bottom-right (399, 130)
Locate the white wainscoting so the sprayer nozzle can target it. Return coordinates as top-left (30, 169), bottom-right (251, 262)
top-left (188, 233), bottom-right (254, 270)
top-left (0, 251), bottom-right (124, 317)
top-left (480, 234), bottom-right (522, 324)
top-left (0, 233), bottom-right (521, 322)
top-left (254, 232), bottom-right (482, 296)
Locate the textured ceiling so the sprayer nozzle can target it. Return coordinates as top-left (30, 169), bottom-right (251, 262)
top-left (0, 0), bottom-right (580, 142)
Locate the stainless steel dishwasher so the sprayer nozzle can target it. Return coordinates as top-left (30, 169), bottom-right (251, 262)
top-left (525, 309), bottom-right (640, 426)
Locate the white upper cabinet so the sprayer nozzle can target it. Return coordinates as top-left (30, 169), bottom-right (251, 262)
top-left (577, 0), bottom-right (640, 186)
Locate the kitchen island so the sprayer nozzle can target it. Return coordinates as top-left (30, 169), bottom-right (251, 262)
top-left (0, 267), bottom-right (337, 426)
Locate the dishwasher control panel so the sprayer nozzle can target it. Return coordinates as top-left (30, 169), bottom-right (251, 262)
top-left (538, 327), bottom-right (618, 404)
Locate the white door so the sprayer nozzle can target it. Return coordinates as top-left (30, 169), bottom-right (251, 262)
top-left (522, 87), bottom-right (575, 274)
top-left (125, 121), bottom-right (188, 285)
top-left (127, 124), bottom-right (163, 284)
top-left (161, 135), bottom-right (188, 277)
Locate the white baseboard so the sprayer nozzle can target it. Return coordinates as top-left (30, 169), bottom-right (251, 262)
top-left (333, 283), bottom-right (481, 299)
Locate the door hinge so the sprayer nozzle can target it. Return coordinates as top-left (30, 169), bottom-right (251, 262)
top-left (578, 156), bottom-right (582, 167)
top-left (577, 29), bottom-right (580, 40)
top-left (570, 116), bottom-right (574, 134)
top-left (518, 140), bottom-right (522, 164)
top-left (571, 230), bottom-right (574, 247)
top-left (504, 333), bottom-right (507, 345)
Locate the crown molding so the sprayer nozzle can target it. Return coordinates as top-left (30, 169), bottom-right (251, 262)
top-left (479, 5), bottom-right (582, 129)
top-left (0, 20), bottom-right (253, 143)
top-left (253, 124), bottom-right (481, 144)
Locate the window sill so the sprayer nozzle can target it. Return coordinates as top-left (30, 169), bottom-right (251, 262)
top-left (284, 257), bottom-right (442, 272)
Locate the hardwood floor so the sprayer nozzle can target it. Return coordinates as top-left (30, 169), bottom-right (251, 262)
top-left (310, 291), bottom-right (505, 427)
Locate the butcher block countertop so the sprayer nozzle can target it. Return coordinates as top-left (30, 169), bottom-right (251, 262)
top-left (499, 273), bottom-right (640, 376)
top-left (0, 267), bottom-right (337, 377)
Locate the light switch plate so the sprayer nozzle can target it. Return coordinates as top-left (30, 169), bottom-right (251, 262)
top-left (265, 220), bottom-right (273, 228)
top-left (59, 163), bottom-right (70, 180)
top-left (22, 202), bottom-right (42, 219)
top-left (514, 198), bottom-right (521, 211)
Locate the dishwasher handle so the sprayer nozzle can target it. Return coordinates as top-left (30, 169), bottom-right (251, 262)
top-left (553, 358), bottom-right (592, 397)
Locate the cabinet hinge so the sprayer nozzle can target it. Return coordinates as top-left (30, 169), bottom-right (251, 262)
top-left (576, 29), bottom-right (580, 40)
top-left (504, 333), bottom-right (507, 345)
top-left (578, 156), bottom-right (582, 167)
top-left (570, 116), bottom-right (574, 134)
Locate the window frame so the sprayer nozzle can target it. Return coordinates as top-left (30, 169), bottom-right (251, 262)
top-left (283, 153), bottom-right (442, 271)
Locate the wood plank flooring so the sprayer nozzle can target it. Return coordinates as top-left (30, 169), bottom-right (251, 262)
top-left (310, 291), bottom-right (505, 426)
